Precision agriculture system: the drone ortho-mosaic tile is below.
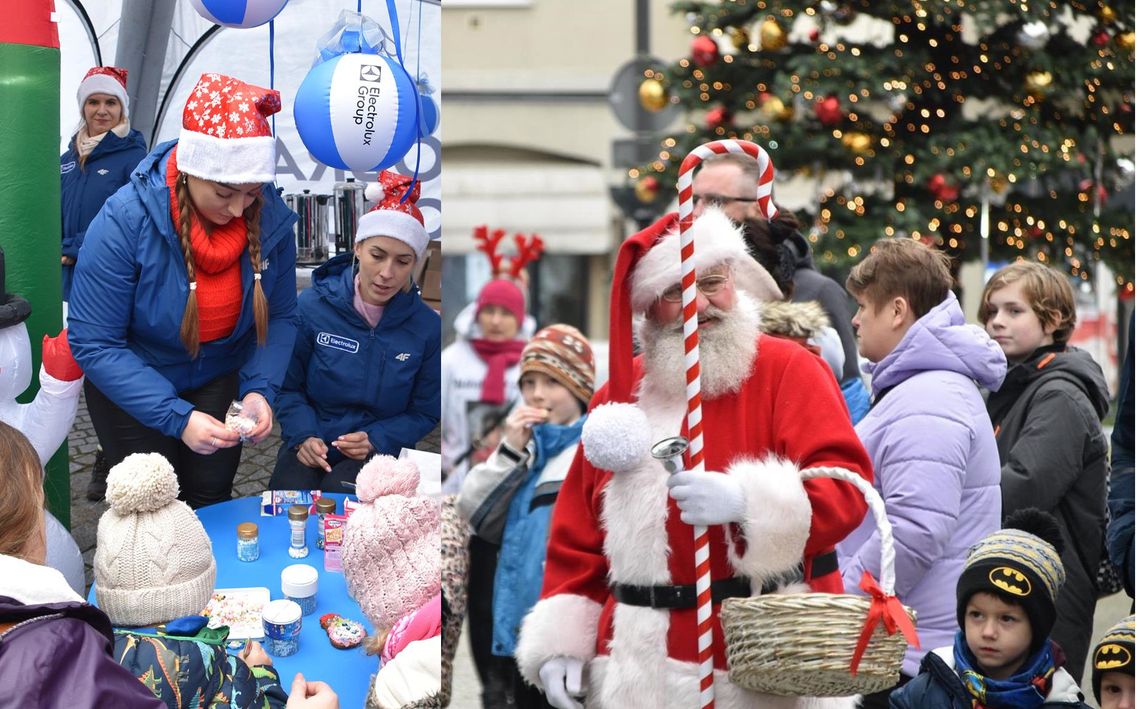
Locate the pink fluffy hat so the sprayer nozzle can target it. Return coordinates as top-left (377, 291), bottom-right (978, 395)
top-left (342, 455), bottom-right (441, 631)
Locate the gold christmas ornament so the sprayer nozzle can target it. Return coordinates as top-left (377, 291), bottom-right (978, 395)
top-left (760, 95), bottom-right (794, 122)
top-left (1024, 71), bottom-right (1053, 98)
top-left (728, 26), bottom-right (750, 50)
top-left (989, 176), bottom-right (1011, 195)
top-left (1116, 31), bottom-right (1135, 52)
top-left (841, 131), bottom-right (874, 156)
top-left (760, 18), bottom-right (788, 51)
top-left (1098, 4), bottom-right (1117, 24)
top-left (638, 78), bottom-right (668, 113)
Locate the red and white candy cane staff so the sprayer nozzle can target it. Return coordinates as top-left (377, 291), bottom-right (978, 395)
top-left (676, 139), bottom-right (778, 709)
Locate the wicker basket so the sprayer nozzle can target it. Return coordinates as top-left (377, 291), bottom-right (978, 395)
top-left (720, 466), bottom-right (917, 697)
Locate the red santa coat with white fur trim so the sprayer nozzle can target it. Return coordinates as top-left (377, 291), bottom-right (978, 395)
top-left (516, 334), bottom-right (872, 708)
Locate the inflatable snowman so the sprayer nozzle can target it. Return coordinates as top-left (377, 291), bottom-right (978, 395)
top-left (0, 249), bottom-right (86, 594)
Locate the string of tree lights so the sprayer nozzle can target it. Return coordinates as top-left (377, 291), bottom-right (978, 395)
top-left (630, 0), bottom-right (1135, 291)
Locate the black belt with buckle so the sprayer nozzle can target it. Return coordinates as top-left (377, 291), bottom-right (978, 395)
top-left (610, 550), bottom-right (839, 610)
top-left (611, 576), bottom-right (751, 609)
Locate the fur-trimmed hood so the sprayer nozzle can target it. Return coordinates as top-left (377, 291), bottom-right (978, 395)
top-left (758, 300), bottom-right (830, 340)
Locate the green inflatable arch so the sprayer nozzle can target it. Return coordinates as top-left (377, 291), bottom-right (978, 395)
top-left (2, 1), bottom-right (69, 526)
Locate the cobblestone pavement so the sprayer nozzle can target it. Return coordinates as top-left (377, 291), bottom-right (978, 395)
top-left (68, 387), bottom-right (440, 593)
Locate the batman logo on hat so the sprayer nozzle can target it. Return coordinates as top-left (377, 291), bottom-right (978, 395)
top-left (1095, 644), bottom-right (1132, 670)
top-left (988, 567), bottom-right (1031, 596)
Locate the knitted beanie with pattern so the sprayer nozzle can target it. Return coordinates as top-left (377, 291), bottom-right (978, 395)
top-left (343, 455), bottom-right (441, 632)
top-left (94, 453), bottom-right (216, 627)
top-left (1092, 615), bottom-right (1135, 704)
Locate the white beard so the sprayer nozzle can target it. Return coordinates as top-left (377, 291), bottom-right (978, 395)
top-left (636, 292), bottom-right (762, 401)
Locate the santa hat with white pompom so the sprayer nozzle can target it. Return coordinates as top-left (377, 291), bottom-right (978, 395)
top-left (357, 170), bottom-right (429, 259)
top-left (94, 453), bottom-right (216, 627)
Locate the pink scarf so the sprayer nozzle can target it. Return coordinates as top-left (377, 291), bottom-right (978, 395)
top-left (470, 338), bottom-right (525, 405)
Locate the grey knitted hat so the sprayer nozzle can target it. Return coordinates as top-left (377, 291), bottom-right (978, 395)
top-left (94, 453), bottom-right (216, 627)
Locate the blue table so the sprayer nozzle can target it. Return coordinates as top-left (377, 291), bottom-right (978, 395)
top-left (90, 494), bottom-right (373, 709)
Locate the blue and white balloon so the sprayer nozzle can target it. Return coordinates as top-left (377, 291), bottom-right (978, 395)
top-left (294, 52), bottom-right (419, 172)
top-left (189, 0), bottom-right (290, 28)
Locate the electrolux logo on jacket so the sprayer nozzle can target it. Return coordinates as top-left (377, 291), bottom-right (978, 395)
top-left (316, 332), bottom-right (360, 354)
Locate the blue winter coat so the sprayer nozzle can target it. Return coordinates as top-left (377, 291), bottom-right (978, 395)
top-left (838, 293), bottom-right (1007, 676)
top-left (68, 140), bottom-right (299, 439)
top-left (60, 129), bottom-right (147, 300)
top-left (275, 252), bottom-right (440, 455)
top-left (488, 423), bottom-right (582, 658)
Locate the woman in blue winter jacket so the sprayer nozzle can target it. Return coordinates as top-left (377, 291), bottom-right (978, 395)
top-left (68, 73), bottom-right (298, 508)
top-left (270, 171), bottom-right (441, 491)
top-left (59, 66), bottom-right (147, 304)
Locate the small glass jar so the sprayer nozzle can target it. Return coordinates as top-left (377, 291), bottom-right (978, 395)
top-left (262, 599), bottom-right (303, 657)
top-left (236, 522), bottom-right (259, 562)
top-left (281, 563), bottom-right (319, 615)
top-left (315, 497), bottom-right (337, 550)
top-left (288, 504), bottom-right (309, 558)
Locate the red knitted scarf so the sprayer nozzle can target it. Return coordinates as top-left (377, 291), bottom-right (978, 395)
top-left (470, 338), bottom-right (525, 405)
top-left (166, 147), bottom-right (247, 343)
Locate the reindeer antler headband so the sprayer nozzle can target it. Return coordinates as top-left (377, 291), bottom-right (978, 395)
top-left (473, 225), bottom-right (545, 280)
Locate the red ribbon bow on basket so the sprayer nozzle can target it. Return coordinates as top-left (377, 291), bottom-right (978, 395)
top-left (850, 571), bottom-right (921, 676)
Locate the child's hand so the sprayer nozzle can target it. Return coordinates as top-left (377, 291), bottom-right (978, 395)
top-left (285, 673), bottom-right (340, 708)
top-left (503, 406), bottom-right (550, 451)
top-left (240, 640), bottom-right (273, 668)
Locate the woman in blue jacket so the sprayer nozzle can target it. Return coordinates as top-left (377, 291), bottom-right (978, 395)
top-left (271, 171), bottom-right (440, 492)
top-left (60, 66), bottom-right (148, 502)
top-left (68, 73), bottom-right (298, 508)
top-left (60, 66), bottom-right (147, 304)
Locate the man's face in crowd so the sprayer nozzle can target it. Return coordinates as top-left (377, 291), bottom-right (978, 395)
top-left (692, 163), bottom-right (760, 223)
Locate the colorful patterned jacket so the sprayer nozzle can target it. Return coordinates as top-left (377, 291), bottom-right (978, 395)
top-left (113, 627), bottom-right (288, 708)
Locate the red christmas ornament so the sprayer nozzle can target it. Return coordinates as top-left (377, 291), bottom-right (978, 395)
top-left (1092, 28), bottom-right (1111, 47)
top-left (691, 35), bottom-right (719, 67)
top-left (1027, 225), bottom-right (1044, 239)
top-left (815, 95), bottom-right (843, 126)
top-left (706, 106), bottom-right (731, 129)
top-left (1079, 178), bottom-right (1110, 205)
top-left (927, 173), bottom-right (947, 193)
top-left (809, 27), bottom-right (821, 42)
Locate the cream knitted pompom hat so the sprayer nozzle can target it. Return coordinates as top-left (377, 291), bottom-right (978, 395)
top-left (94, 453), bottom-right (216, 627)
top-left (343, 455), bottom-right (441, 631)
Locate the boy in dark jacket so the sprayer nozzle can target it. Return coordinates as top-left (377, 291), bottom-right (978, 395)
top-left (94, 453), bottom-right (288, 708)
top-left (890, 509), bottom-right (1090, 709)
top-left (981, 262), bottom-right (1110, 680)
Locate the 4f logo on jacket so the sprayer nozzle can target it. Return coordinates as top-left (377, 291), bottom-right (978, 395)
top-left (395, 353), bottom-right (411, 361)
top-left (316, 332), bottom-right (360, 354)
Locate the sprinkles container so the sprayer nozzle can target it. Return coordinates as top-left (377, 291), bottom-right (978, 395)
top-left (281, 563), bottom-right (319, 616)
top-left (262, 599), bottom-right (303, 657)
top-left (236, 522), bottom-right (259, 562)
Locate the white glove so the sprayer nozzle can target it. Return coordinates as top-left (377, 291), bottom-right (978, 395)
top-left (667, 470), bottom-right (747, 526)
top-left (538, 656), bottom-right (585, 709)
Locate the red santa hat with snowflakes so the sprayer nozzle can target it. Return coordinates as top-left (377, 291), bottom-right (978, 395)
top-left (176, 73), bottom-right (281, 185)
top-left (77, 66), bottom-right (129, 113)
top-left (358, 171), bottom-right (429, 260)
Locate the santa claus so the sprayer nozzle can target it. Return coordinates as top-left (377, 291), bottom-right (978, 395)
top-left (515, 208), bottom-right (874, 708)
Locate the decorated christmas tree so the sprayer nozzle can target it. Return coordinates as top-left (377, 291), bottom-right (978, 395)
top-left (631, 1), bottom-right (1135, 290)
